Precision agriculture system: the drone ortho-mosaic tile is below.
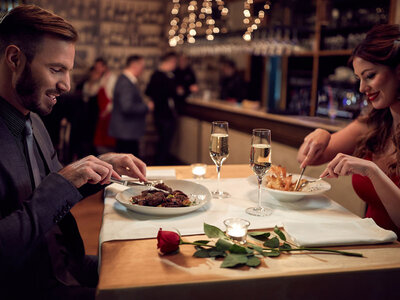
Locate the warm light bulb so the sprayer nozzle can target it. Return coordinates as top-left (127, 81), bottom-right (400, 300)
top-left (169, 39), bottom-right (177, 47)
top-left (243, 33), bottom-right (251, 41)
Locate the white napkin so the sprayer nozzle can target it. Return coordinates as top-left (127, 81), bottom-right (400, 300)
top-left (284, 218), bottom-right (397, 247)
top-left (146, 169), bottom-right (176, 179)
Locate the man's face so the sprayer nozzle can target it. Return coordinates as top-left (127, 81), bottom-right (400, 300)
top-left (15, 36), bottom-right (75, 116)
top-left (136, 59), bottom-right (145, 76)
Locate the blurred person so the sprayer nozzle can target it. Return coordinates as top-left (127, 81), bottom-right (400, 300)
top-left (220, 59), bottom-right (247, 103)
top-left (93, 57), bottom-right (117, 154)
top-left (297, 24), bottom-right (400, 238)
top-left (70, 65), bottom-right (100, 159)
top-left (109, 55), bottom-right (153, 156)
top-left (145, 52), bottom-right (178, 165)
top-left (174, 53), bottom-right (198, 113)
top-left (0, 5), bottom-right (147, 299)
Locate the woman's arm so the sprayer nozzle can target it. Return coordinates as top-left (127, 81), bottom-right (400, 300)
top-left (297, 120), bottom-right (367, 168)
top-left (320, 154), bottom-right (400, 227)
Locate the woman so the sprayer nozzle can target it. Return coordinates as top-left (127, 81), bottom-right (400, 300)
top-left (297, 24), bottom-right (400, 237)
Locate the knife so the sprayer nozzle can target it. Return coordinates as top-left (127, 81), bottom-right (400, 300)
top-left (110, 177), bottom-right (169, 194)
top-left (294, 167), bottom-right (306, 191)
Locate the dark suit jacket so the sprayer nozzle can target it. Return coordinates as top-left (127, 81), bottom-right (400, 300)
top-left (0, 112), bottom-right (99, 297)
top-left (145, 70), bottom-right (177, 120)
top-left (109, 73), bottom-right (149, 140)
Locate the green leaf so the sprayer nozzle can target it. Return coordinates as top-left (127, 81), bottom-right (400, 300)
top-left (193, 249), bottom-right (210, 258)
top-left (229, 244), bottom-right (248, 254)
top-left (264, 237), bottom-right (280, 248)
top-left (248, 244), bottom-right (264, 255)
top-left (204, 223), bottom-right (226, 239)
top-left (220, 254), bottom-right (248, 268)
top-left (246, 256), bottom-right (261, 267)
top-left (209, 250), bottom-right (226, 257)
top-left (248, 232), bottom-right (271, 240)
top-left (216, 238), bottom-right (233, 251)
top-left (274, 226), bottom-right (286, 241)
top-left (193, 240), bottom-right (210, 245)
top-left (262, 250), bottom-right (281, 257)
top-left (279, 243), bottom-right (292, 250)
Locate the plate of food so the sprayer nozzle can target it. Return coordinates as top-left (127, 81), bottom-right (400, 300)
top-left (115, 179), bottom-right (211, 216)
top-left (264, 165), bottom-right (331, 202)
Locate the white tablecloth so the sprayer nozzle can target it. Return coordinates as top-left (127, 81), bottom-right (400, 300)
top-left (99, 177), bottom-right (360, 244)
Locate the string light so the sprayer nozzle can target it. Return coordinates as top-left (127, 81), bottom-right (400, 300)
top-left (242, 0), bottom-right (271, 41)
top-left (168, 0), bottom-right (228, 47)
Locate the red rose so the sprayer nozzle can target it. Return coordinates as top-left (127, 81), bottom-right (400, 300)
top-left (157, 228), bottom-right (181, 254)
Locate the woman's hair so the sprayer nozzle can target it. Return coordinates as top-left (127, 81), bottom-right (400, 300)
top-left (0, 4), bottom-right (78, 62)
top-left (350, 24), bottom-right (400, 176)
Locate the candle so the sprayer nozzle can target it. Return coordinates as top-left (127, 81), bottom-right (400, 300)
top-left (224, 218), bottom-right (250, 244)
top-left (191, 163), bottom-right (207, 179)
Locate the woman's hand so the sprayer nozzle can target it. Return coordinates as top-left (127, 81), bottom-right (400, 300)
top-left (320, 153), bottom-right (378, 178)
top-left (297, 129), bottom-right (331, 168)
top-left (98, 152), bottom-right (147, 182)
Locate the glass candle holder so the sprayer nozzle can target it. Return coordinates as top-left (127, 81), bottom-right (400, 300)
top-left (191, 163), bottom-right (207, 179)
top-left (223, 218), bottom-right (250, 244)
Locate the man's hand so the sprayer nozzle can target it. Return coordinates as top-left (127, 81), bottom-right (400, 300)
top-left (98, 152), bottom-right (147, 182)
top-left (58, 155), bottom-right (120, 188)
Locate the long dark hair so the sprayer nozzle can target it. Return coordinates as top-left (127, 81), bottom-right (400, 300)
top-left (349, 24), bottom-right (400, 176)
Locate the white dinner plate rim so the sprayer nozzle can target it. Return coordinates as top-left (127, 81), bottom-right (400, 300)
top-left (115, 179), bottom-right (211, 215)
top-left (264, 174), bottom-right (331, 195)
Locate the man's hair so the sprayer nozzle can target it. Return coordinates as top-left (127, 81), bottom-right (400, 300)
top-left (126, 55), bottom-right (143, 67)
top-left (0, 4), bottom-right (78, 62)
top-left (95, 57), bottom-right (107, 66)
top-left (160, 52), bottom-right (177, 63)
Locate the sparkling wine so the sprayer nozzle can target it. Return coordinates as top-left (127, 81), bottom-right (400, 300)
top-left (250, 143), bottom-right (271, 177)
top-left (209, 133), bottom-right (229, 165)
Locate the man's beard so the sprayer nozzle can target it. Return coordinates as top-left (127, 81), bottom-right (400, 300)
top-left (15, 63), bottom-right (56, 116)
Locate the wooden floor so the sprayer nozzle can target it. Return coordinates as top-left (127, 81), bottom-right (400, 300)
top-left (71, 190), bottom-right (104, 255)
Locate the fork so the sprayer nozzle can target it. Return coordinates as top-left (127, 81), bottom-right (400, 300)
top-left (299, 177), bottom-right (324, 189)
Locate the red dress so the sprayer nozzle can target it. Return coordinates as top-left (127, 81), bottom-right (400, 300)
top-left (352, 158), bottom-right (400, 238)
top-left (93, 87), bottom-right (116, 148)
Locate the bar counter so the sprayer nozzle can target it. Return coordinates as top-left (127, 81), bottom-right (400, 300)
top-left (183, 98), bottom-right (351, 148)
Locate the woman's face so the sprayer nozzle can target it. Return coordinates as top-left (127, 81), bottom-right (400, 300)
top-left (353, 56), bottom-right (400, 110)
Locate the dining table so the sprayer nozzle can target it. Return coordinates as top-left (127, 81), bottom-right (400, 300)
top-left (95, 164), bottom-right (400, 300)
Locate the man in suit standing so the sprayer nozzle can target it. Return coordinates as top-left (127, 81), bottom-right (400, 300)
top-left (145, 52), bottom-right (178, 165)
top-left (109, 55), bottom-right (153, 156)
top-left (0, 5), bottom-right (147, 299)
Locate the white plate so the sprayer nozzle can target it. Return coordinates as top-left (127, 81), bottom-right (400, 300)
top-left (265, 174), bottom-right (331, 202)
top-left (115, 179), bottom-right (211, 216)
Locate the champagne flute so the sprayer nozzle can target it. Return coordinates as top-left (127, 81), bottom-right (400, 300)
top-left (209, 121), bottom-right (230, 198)
top-left (246, 129), bottom-right (272, 216)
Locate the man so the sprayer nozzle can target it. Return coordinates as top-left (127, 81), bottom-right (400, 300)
top-left (220, 59), bottom-right (247, 103)
top-left (0, 5), bottom-right (147, 299)
top-left (174, 54), bottom-right (198, 113)
top-left (145, 52), bottom-right (178, 165)
top-left (109, 55), bottom-right (153, 156)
